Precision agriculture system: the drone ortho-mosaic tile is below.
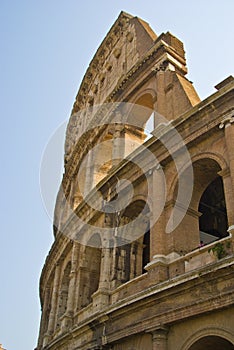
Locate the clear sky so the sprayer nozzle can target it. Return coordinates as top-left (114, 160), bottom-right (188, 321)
top-left (0, 1), bottom-right (233, 349)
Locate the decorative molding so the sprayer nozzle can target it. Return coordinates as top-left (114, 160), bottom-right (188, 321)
top-left (219, 111), bottom-right (234, 129)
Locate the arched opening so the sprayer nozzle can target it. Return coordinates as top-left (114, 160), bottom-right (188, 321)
top-left (81, 234), bottom-right (102, 307)
top-left (126, 93), bottom-right (155, 144)
top-left (142, 228), bottom-right (150, 273)
top-left (188, 335), bottom-right (233, 350)
top-left (57, 262), bottom-right (71, 324)
top-left (134, 94), bottom-right (154, 131)
top-left (199, 176), bottom-right (228, 244)
top-left (114, 200), bottom-right (150, 281)
top-left (168, 157), bottom-right (229, 253)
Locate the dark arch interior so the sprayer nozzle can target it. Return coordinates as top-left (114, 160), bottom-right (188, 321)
top-left (142, 228), bottom-right (150, 273)
top-left (199, 176), bottom-right (228, 244)
top-left (121, 200), bottom-right (151, 278)
top-left (189, 335), bottom-right (234, 350)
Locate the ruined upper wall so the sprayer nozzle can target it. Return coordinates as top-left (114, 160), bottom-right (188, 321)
top-left (64, 12), bottom-right (200, 164)
top-left (65, 12), bottom-right (158, 160)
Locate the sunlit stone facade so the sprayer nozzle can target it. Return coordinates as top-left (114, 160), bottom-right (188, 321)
top-left (37, 12), bottom-right (234, 350)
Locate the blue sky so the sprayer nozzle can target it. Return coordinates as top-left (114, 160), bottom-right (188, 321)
top-left (0, 1), bottom-right (233, 349)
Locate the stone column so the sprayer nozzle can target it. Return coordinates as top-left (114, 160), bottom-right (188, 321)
top-left (92, 212), bottom-right (112, 309)
top-left (37, 286), bottom-right (51, 349)
top-left (145, 166), bottom-right (168, 283)
top-left (220, 114), bottom-right (234, 197)
top-left (112, 124), bottom-right (125, 167)
top-left (220, 114), bottom-right (234, 245)
top-left (44, 263), bottom-right (61, 345)
top-left (151, 327), bottom-right (169, 350)
top-left (84, 149), bottom-right (94, 197)
top-left (218, 168), bottom-right (234, 227)
top-left (156, 70), bottom-right (167, 119)
top-left (61, 243), bottom-right (79, 330)
top-left (150, 165), bottom-right (167, 258)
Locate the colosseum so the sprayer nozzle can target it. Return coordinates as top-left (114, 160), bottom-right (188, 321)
top-left (37, 11), bottom-right (234, 350)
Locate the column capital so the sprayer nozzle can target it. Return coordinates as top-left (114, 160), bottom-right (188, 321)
top-left (219, 112), bottom-right (234, 129)
top-left (147, 325), bottom-right (169, 335)
top-left (147, 325), bottom-right (169, 345)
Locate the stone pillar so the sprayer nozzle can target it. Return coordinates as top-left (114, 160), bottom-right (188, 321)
top-left (112, 124), bottom-right (125, 167)
top-left (156, 70), bottom-right (167, 119)
top-left (145, 166), bottom-right (168, 283)
top-left (92, 212), bottom-right (112, 309)
top-left (93, 247), bottom-right (111, 309)
top-left (220, 114), bottom-right (234, 246)
top-left (76, 245), bottom-right (87, 310)
top-left (84, 149), bottom-right (94, 197)
top-left (44, 263), bottom-right (61, 345)
top-left (218, 168), bottom-right (234, 227)
top-left (220, 114), bottom-right (234, 197)
top-left (37, 286), bottom-right (51, 349)
top-left (151, 327), bottom-right (169, 350)
top-left (150, 165), bottom-right (167, 258)
top-left (62, 243), bottom-right (79, 329)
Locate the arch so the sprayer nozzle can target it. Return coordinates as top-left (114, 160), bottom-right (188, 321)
top-left (167, 152), bottom-right (228, 204)
top-left (199, 176), bottom-right (228, 242)
top-left (80, 234), bottom-right (102, 307)
top-left (166, 155), bottom-right (229, 253)
top-left (130, 88), bottom-right (157, 106)
top-left (191, 151), bottom-right (228, 172)
top-left (181, 327), bottom-right (234, 350)
top-left (126, 93), bottom-right (155, 132)
top-left (57, 261), bottom-right (71, 323)
top-left (189, 336), bottom-right (233, 350)
top-left (114, 200), bottom-right (150, 281)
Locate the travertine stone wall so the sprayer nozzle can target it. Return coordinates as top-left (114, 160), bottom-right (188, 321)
top-left (37, 11), bottom-right (234, 350)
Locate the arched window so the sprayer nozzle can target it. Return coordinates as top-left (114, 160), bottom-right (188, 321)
top-left (169, 157), bottom-right (229, 253)
top-left (126, 93), bottom-right (156, 144)
top-left (81, 234), bottom-right (102, 307)
top-left (116, 200), bottom-right (150, 281)
top-left (199, 176), bottom-right (228, 244)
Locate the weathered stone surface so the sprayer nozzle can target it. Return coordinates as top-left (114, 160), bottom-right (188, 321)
top-left (37, 12), bottom-right (234, 350)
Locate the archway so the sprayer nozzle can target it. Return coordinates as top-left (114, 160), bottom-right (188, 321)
top-left (118, 200), bottom-right (150, 280)
top-left (188, 335), bottom-right (233, 350)
top-left (199, 176), bottom-right (228, 244)
top-left (81, 233), bottom-right (102, 307)
top-left (127, 93), bottom-right (155, 142)
top-left (168, 157), bottom-right (229, 253)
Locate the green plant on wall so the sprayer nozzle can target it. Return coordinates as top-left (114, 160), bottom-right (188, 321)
top-left (209, 242), bottom-right (227, 260)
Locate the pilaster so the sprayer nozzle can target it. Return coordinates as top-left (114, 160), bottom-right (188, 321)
top-left (61, 243), bottom-right (79, 330)
top-left (148, 326), bottom-right (169, 350)
top-left (149, 165), bottom-right (167, 257)
top-left (92, 212), bottom-right (112, 308)
top-left (43, 263), bottom-right (61, 346)
top-left (219, 113), bottom-right (234, 197)
top-left (112, 123), bottom-right (125, 167)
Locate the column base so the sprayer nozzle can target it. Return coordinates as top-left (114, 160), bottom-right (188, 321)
top-left (92, 289), bottom-right (110, 310)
